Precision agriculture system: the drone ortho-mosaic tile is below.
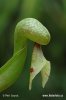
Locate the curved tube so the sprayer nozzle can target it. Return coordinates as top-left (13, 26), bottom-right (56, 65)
top-left (0, 18), bottom-right (50, 92)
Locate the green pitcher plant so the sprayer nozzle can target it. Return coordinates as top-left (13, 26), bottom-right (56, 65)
top-left (0, 18), bottom-right (51, 92)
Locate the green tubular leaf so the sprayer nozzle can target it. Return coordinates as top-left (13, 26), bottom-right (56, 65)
top-left (0, 18), bottom-right (51, 92)
top-left (0, 47), bottom-right (27, 92)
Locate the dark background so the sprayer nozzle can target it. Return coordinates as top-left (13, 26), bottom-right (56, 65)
top-left (0, 0), bottom-right (66, 100)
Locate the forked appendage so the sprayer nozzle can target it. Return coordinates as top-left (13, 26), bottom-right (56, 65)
top-left (29, 43), bottom-right (51, 90)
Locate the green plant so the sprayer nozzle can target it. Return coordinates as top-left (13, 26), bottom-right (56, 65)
top-left (0, 18), bottom-right (51, 92)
